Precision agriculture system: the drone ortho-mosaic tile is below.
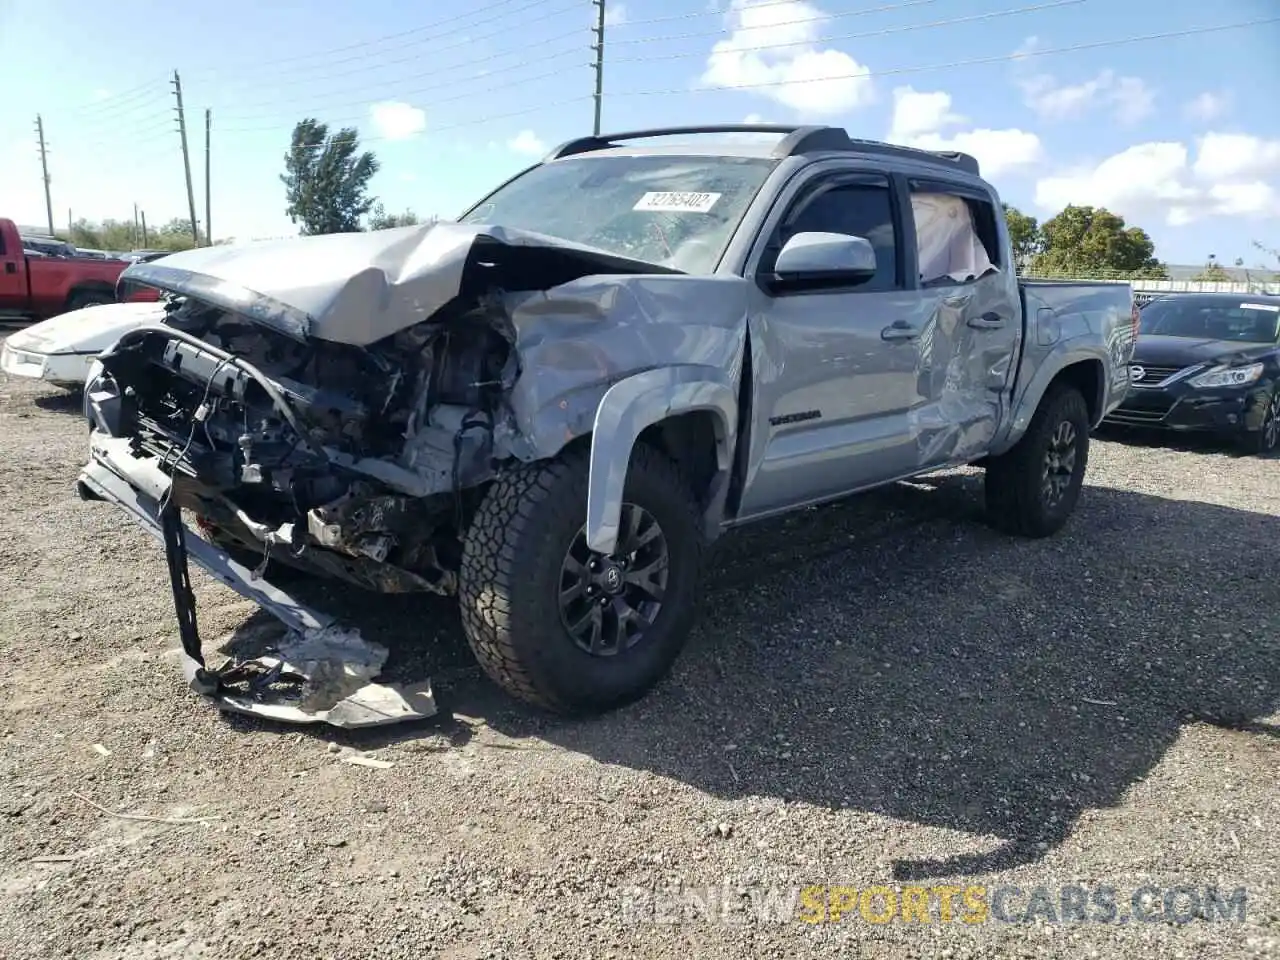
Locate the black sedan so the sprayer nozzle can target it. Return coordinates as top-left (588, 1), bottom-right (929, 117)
top-left (1105, 292), bottom-right (1280, 455)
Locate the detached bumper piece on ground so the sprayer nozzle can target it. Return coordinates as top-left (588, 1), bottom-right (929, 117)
top-left (77, 456), bottom-right (437, 729)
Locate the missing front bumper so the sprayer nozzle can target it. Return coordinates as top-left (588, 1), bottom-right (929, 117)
top-left (77, 452), bottom-right (437, 729)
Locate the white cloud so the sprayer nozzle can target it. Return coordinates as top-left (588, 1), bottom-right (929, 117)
top-left (1111, 76), bottom-right (1156, 125)
top-left (507, 129), bottom-right (548, 156)
top-left (1192, 133), bottom-right (1280, 181)
top-left (1184, 91), bottom-right (1230, 123)
top-left (603, 2), bottom-right (628, 26)
top-left (888, 87), bottom-right (965, 140)
top-left (1017, 65), bottom-right (1156, 126)
top-left (886, 86), bottom-right (1042, 178)
top-left (1033, 133), bottom-right (1280, 227)
top-left (369, 101), bottom-right (426, 141)
top-left (700, 0), bottom-right (874, 116)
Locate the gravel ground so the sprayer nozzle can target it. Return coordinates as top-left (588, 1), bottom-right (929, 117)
top-left (0, 359), bottom-right (1276, 960)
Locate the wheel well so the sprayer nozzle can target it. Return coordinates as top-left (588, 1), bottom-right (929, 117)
top-left (637, 411), bottom-right (723, 511)
top-left (1050, 359), bottom-right (1103, 426)
top-left (65, 282), bottom-right (115, 308)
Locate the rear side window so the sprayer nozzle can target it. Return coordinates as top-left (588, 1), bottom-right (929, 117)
top-left (908, 181), bottom-right (1001, 287)
top-left (766, 179), bottom-right (901, 292)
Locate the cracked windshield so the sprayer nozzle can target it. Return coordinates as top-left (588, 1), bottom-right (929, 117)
top-left (459, 154), bottom-right (776, 273)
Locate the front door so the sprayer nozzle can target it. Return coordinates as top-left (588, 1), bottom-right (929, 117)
top-left (735, 170), bottom-right (927, 520)
top-left (0, 229), bottom-right (27, 311)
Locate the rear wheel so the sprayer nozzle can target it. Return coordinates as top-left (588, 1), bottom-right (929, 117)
top-left (984, 385), bottom-right (1091, 538)
top-left (458, 443), bottom-right (704, 714)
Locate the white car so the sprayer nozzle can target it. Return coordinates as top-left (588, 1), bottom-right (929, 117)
top-left (1, 301), bottom-right (168, 388)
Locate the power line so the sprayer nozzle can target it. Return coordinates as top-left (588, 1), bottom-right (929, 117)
top-left (220, 63), bottom-right (588, 132)
top-left (611, 16), bottom-right (1280, 97)
top-left (215, 0), bottom-right (1073, 128)
top-left (215, 28), bottom-right (584, 108)
top-left (614, 0), bottom-right (1085, 64)
top-left (257, 97), bottom-right (593, 153)
top-left (57, 75), bottom-right (172, 117)
top-left (188, 0), bottom-right (581, 83)
top-left (612, 0), bottom-right (951, 45)
top-left (217, 40), bottom-right (584, 119)
top-left (196, 0), bottom-right (955, 113)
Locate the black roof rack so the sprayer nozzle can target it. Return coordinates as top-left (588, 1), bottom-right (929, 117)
top-left (543, 124), bottom-right (980, 176)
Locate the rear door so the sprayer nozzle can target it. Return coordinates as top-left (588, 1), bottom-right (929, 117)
top-left (734, 165), bottom-right (928, 519)
top-left (902, 178), bottom-right (1021, 465)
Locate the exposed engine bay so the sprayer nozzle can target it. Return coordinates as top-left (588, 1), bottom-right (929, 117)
top-left (90, 293), bottom-right (520, 595)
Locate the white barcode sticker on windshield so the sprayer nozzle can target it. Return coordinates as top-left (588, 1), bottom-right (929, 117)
top-left (1240, 302), bottom-right (1280, 312)
top-left (633, 191), bottom-right (722, 213)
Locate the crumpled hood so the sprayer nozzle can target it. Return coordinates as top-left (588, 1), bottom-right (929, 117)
top-left (118, 221), bottom-right (678, 347)
top-left (6, 301), bottom-right (169, 354)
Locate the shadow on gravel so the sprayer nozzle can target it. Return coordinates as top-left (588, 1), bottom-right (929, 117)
top-left (32, 389), bottom-right (83, 413)
top-left (210, 472), bottom-right (1280, 881)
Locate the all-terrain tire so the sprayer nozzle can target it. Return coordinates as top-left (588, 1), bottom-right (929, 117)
top-left (458, 443), bottom-right (704, 714)
top-left (984, 384), bottom-right (1091, 538)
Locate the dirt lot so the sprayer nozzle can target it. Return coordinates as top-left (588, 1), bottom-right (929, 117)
top-left (0, 361), bottom-right (1276, 960)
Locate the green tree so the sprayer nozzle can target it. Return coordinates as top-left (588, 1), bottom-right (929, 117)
top-left (367, 202), bottom-right (421, 230)
top-left (1002, 203), bottom-right (1042, 271)
top-left (1191, 257), bottom-right (1230, 282)
top-left (1031, 205), bottom-right (1168, 279)
top-left (61, 217), bottom-right (206, 253)
top-left (151, 218), bottom-right (209, 251)
top-left (281, 119), bottom-right (379, 235)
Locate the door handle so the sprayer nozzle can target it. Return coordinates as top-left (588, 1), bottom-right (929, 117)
top-left (967, 312), bottom-right (1005, 330)
top-left (3, 262), bottom-right (15, 275)
top-left (881, 321), bottom-right (920, 341)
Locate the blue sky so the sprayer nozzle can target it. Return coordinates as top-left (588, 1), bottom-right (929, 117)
top-left (1, 0), bottom-right (1277, 265)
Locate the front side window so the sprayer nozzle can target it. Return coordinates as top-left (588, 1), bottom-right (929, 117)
top-left (458, 154), bottom-right (778, 275)
top-left (765, 180), bottom-right (901, 291)
top-left (1139, 297), bottom-right (1280, 343)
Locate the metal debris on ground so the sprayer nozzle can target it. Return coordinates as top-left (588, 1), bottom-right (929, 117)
top-left (213, 625), bottom-right (437, 729)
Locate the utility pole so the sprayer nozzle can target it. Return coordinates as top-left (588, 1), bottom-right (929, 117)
top-left (591, 0), bottom-right (606, 135)
top-left (134, 203), bottom-right (141, 247)
top-left (35, 115), bottom-right (54, 236)
top-left (172, 70), bottom-right (200, 247)
top-left (67, 208), bottom-right (72, 239)
top-left (141, 211), bottom-right (149, 247)
top-left (204, 108), bottom-right (212, 246)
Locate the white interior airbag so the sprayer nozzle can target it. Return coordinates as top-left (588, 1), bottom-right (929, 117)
top-left (911, 193), bottom-right (995, 284)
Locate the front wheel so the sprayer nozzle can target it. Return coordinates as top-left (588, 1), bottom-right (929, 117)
top-left (1242, 387), bottom-right (1280, 457)
top-left (458, 443), bottom-right (704, 714)
top-left (984, 385), bottom-right (1091, 538)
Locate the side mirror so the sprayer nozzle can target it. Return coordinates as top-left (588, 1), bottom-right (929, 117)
top-left (768, 231), bottom-right (878, 292)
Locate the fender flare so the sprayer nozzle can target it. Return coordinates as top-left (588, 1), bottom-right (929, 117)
top-left (585, 365), bottom-right (738, 554)
top-left (991, 341), bottom-right (1111, 454)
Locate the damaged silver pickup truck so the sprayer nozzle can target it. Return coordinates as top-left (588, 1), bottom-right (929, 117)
top-left (77, 124), bottom-right (1136, 720)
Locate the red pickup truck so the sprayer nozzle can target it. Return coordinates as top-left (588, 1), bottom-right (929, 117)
top-left (0, 218), bottom-right (157, 324)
